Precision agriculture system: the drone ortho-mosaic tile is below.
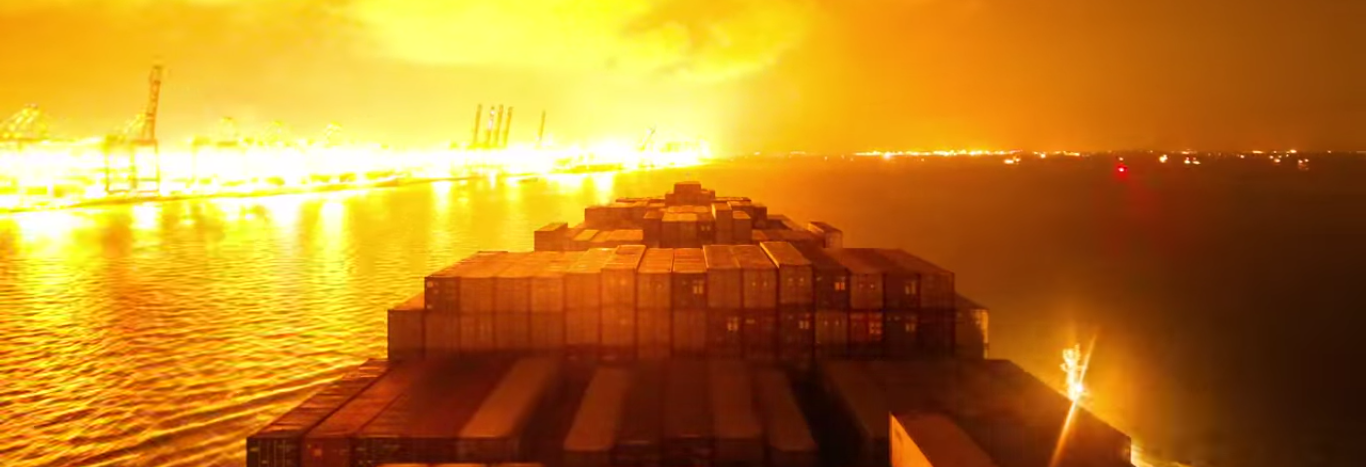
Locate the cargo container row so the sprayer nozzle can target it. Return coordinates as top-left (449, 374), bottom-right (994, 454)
top-left (247, 359), bottom-right (390, 467)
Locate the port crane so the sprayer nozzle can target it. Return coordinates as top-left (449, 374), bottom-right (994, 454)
top-left (1, 104), bottom-right (50, 145)
top-left (101, 64), bottom-right (163, 194)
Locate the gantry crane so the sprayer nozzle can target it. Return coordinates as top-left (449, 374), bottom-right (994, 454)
top-left (102, 64), bottom-right (164, 194)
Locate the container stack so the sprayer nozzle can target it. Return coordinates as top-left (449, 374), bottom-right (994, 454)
top-left (250, 182), bottom-right (1137, 467)
top-left (386, 182), bottom-right (990, 365)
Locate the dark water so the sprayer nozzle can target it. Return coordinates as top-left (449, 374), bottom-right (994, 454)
top-left (1, 157), bottom-right (1361, 466)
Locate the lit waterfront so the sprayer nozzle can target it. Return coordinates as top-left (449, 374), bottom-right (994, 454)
top-left (2, 155), bottom-right (1362, 466)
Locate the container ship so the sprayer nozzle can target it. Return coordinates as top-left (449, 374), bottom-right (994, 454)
top-left (245, 181), bottom-right (1134, 467)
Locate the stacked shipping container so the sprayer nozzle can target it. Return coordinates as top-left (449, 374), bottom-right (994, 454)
top-left (734, 245), bottom-right (778, 363)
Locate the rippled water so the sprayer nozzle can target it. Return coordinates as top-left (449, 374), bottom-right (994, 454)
top-left (2, 158), bottom-right (1362, 466)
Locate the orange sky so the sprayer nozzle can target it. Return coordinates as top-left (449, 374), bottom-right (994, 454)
top-left (1, 0), bottom-right (1363, 152)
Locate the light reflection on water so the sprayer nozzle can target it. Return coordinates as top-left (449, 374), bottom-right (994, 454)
top-left (0, 171), bottom-right (690, 466)
top-left (1, 158), bottom-right (1358, 467)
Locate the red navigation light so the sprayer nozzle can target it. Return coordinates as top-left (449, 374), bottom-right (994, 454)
top-left (1117, 164), bottom-right (1128, 173)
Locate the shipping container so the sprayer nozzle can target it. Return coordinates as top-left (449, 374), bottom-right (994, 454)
top-left (637, 249), bottom-right (674, 310)
top-left (733, 245), bottom-right (777, 310)
top-left (673, 308), bottom-right (708, 357)
top-left (791, 245), bottom-right (849, 311)
top-left (247, 359), bottom-right (389, 467)
top-left (496, 258), bottom-right (549, 352)
top-left (458, 357), bottom-right (564, 463)
top-left (883, 311), bottom-right (918, 359)
top-left (731, 212), bottom-right (752, 245)
top-left (780, 219), bottom-right (804, 232)
top-left (531, 252), bottom-right (576, 313)
top-left (741, 309), bottom-right (777, 363)
top-left (813, 310), bottom-right (849, 358)
top-left (425, 252), bottom-right (508, 314)
top-left (303, 361), bottom-right (431, 467)
top-left (917, 308), bottom-right (956, 357)
top-left (388, 293), bottom-right (426, 361)
top-left (679, 213), bottom-right (700, 248)
top-left (955, 295), bottom-right (989, 359)
top-left (671, 249), bottom-right (707, 310)
top-left (529, 253), bottom-right (576, 352)
top-left (778, 229), bottom-right (822, 250)
top-left (610, 229), bottom-right (645, 246)
top-left (425, 311), bottom-right (461, 358)
top-left (563, 368), bottom-right (632, 467)
top-left (661, 213), bottom-right (682, 248)
top-left (608, 202), bottom-right (634, 226)
top-left (752, 369), bottom-right (817, 467)
top-left (707, 308), bottom-right (743, 359)
top-left (585, 205), bottom-right (613, 229)
top-left (777, 306), bottom-right (814, 370)
top-left (848, 311), bottom-right (884, 359)
top-left (571, 230), bottom-right (599, 251)
top-left (819, 361), bottom-right (889, 467)
top-left (459, 313), bottom-right (496, 354)
top-left (566, 249), bottom-right (614, 311)
top-left (663, 360), bottom-right (713, 467)
top-left (643, 211), bottom-right (664, 247)
top-left (889, 413), bottom-right (998, 467)
top-left (760, 241), bottom-right (812, 306)
top-left (765, 214), bottom-right (790, 229)
top-left (751, 230), bottom-right (769, 243)
top-left (535, 223), bottom-right (569, 252)
top-left (806, 222), bottom-right (844, 249)
top-left (403, 359), bottom-right (511, 463)
top-left (750, 204), bottom-right (768, 227)
top-left (462, 254), bottom-right (527, 314)
top-left (590, 230), bottom-right (614, 249)
top-left (566, 249), bottom-right (611, 361)
top-left (615, 363), bottom-right (664, 467)
top-left (703, 245), bottom-right (742, 310)
top-left (354, 360), bottom-right (481, 465)
top-left (603, 245), bottom-right (646, 307)
top-left (697, 212), bottom-right (716, 245)
top-left (707, 361), bottom-right (763, 467)
top-left (600, 305), bottom-right (636, 362)
top-left (877, 249), bottom-right (956, 310)
top-left (826, 249), bottom-right (883, 311)
top-left (637, 307), bottom-right (671, 360)
top-left (847, 249), bottom-right (919, 313)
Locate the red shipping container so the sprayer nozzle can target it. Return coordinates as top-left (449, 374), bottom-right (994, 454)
top-left (792, 245), bottom-right (850, 311)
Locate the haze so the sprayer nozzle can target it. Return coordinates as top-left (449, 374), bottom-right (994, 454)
top-left (1, 0), bottom-right (1362, 152)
